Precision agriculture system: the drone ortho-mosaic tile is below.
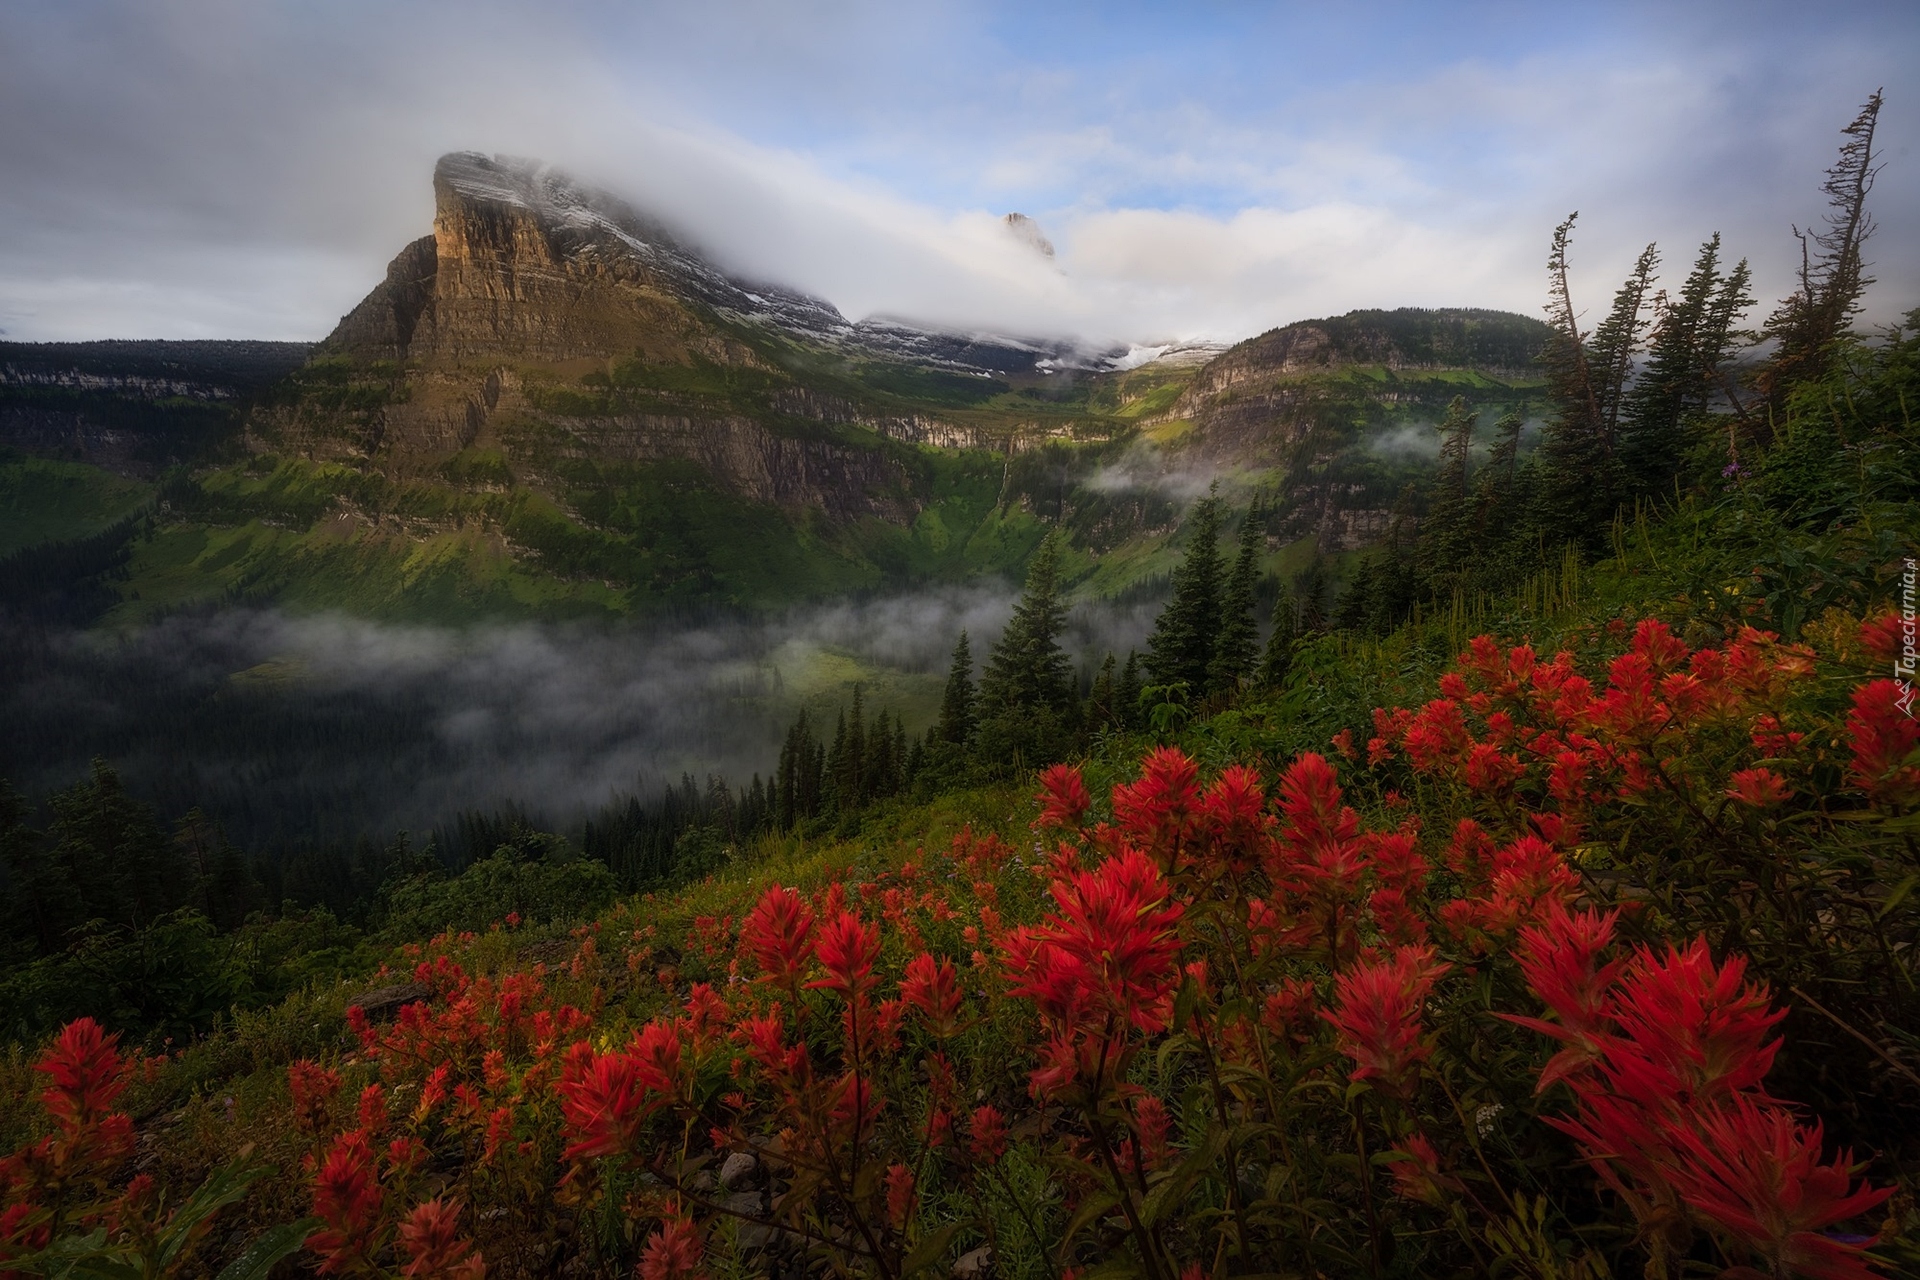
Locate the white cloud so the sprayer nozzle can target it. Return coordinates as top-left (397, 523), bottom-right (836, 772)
top-left (0, 0), bottom-right (1912, 345)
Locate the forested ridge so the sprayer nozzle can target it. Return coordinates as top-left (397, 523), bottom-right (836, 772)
top-left (0, 93), bottom-right (1916, 1279)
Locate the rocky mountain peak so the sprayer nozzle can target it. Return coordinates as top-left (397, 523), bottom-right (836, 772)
top-left (1001, 213), bottom-right (1055, 259)
top-left (327, 152), bottom-right (1111, 375)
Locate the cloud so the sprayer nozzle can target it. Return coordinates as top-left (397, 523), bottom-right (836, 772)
top-left (0, 585), bottom-right (1164, 844)
top-left (0, 1), bottom-right (1914, 345)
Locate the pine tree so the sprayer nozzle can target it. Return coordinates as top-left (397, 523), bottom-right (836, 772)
top-left (979, 533), bottom-right (1074, 716)
top-left (1762, 91), bottom-right (1883, 405)
top-left (1145, 495), bottom-right (1224, 691)
top-left (935, 632), bottom-right (978, 745)
top-left (1620, 236), bottom-right (1757, 496)
top-left (1588, 243), bottom-right (1661, 452)
top-left (1259, 584), bottom-right (1298, 688)
top-left (1117, 651), bottom-right (1144, 731)
top-left (1538, 218), bottom-right (1655, 542)
top-left (1295, 560), bottom-right (1329, 635)
top-left (776, 710), bottom-right (822, 828)
top-left (1334, 557), bottom-right (1376, 633)
top-left (0, 779), bottom-right (76, 956)
top-left (1208, 503), bottom-right (1264, 695)
top-left (1420, 397), bottom-right (1479, 588)
top-left (1087, 654), bottom-right (1119, 733)
top-left (846, 686), bottom-right (867, 804)
top-left (47, 759), bottom-right (183, 931)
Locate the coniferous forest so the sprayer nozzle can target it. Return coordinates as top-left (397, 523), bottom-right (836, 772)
top-left (1, 84), bottom-right (1917, 1280)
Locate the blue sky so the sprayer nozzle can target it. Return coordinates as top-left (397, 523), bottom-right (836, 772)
top-left (1, 0), bottom-right (1914, 344)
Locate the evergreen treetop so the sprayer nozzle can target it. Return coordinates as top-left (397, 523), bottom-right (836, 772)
top-left (1145, 494), bottom-right (1224, 692)
top-left (979, 533), bottom-right (1075, 715)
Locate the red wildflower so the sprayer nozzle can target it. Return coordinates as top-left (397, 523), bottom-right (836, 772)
top-left (1727, 767), bottom-right (1792, 808)
top-left (398, 1198), bottom-right (485, 1279)
top-left (36, 1018), bottom-right (129, 1135)
top-left (1630, 618), bottom-right (1691, 673)
top-left (899, 952), bottom-right (964, 1038)
top-left (308, 1130), bottom-right (383, 1275)
top-left (1846, 679), bottom-right (1920, 808)
top-left (1111, 747), bottom-right (1202, 867)
top-left (1127, 1093), bottom-right (1174, 1171)
top-left (289, 1060), bottom-right (343, 1137)
top-left (1271, 752), bottom-right (1370, 904)
top-left (1607, 938), bottom-right (1783, 1103)
top-left (1260, 978), bottom-right (1318, 1044)
top-left (557, 1026), bottom-right (681, 1163)
top-left (740, 885), bottom-right (817, 986)
top-left (1504, 906), bottom-right (1624, 1090)
top-left (1387, 1133), bottom-right (1462, 1207)
top-left (638, 1217), bottom-right (703, 1280)
top-left (1037, 764), bottom-right (1093, 830)
top-left (1004, 847), bottom-right (1185, 1035)
top-left (1402, 699), bottom-right (1474, 771)
top-left (968, 1105), bottom-right (1008, 1163)
top-left (809, 910), bottom-right (882, 999)
top-left (1464, 742), bottom-right (1525, 794)
top-left (1197, 764), bottom-right (1270, 868)
top-left (33, 1018), bottom-right (134, 1173)
top-left (1858, 611), bottom-right (1905, 664)
top-left (885, 1163), bottom-right (915, 1230)
top-left (1751, 714), bottom-right (1806, 755)
top-left (356, 1084), bottom-right (389, 1136)
top-left (483, 1106), bottom-right (514, 1164)
top-left (1322, 946), bottom-right (1451, 1098)
top-left (1661, 1096), bottom-right (1892, 1280)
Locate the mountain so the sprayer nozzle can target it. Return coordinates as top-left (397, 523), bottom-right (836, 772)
top-left (327, 152), bottom-right (1100, 374)
top-left (1125, 307), bottom-right (1551, 552)
top-left (0, 340), bottom-right (310, 477)
top-left (1, 153), bottom-right (1553, 624)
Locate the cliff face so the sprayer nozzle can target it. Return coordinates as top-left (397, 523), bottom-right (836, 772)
top-left (1163, 307), bottom-right (1554, 463)
top-left (325, 153), bottom-right (1090, 374)
top-left (1143, 308), bottom-right (1551, 553)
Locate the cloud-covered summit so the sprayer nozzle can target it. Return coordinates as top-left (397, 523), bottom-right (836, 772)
top-left (0, 1), bottom-right (1913, 345)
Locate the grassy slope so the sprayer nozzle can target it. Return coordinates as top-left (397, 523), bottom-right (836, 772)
top-left (5, 318), bottom-right (1542, 627)
top-left (0, 452), bottom-right (150, 556)
top-left (0, 485), bottom-right (1860, 1272)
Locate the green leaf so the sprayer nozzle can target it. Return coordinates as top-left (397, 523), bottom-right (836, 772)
top-left (1061, 1189), bottom-right (1122, 1248)
top-left (158, 1156), bottom-right (272, 1269)
top-left (899, 1221), bottom-right (962, 1277)
top-left (1876, 873), bottom-right (1919, 920)
top-left (215, 1218), bottom-right (322, 1280)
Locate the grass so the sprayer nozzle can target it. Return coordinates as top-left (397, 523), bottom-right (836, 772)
top-left (0, 453), bottom-right (150, 556)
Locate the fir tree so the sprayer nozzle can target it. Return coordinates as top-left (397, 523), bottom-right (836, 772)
top-left (0, 779), bottom-right (75, 956)
top-left (1295, 560), bottom-right (1329, 635)
top-left (1334, 557), bottom-right (1376, 633)
top-left (1420, 397), bottom-right (1479, 588)
top-left (1208, 503), bottom-right (1264, 695)
top-left (1620, 236), bottom-right (1757, 496)
top-left (1145, 494), bottom-right (1224, 691)
top-left (1087, 654), bottom-right (1119, 733)
top-left (776, 710), bottom-right (823, 828)
top-left (1762, 91), bottom-right (1882, 406)
top-left (47, 759), bottom-right (183, 931)
top-left (935, 632), bottom-right (978, 745)
top-left (979, 533), bottom-right (1074, 716)
top-left (1538, 219), bottom-right (1656, 542)
top-left (1116, 651), bottom-right (1144, 732)
top-left (1259, 585), bottom-right (1298, 688)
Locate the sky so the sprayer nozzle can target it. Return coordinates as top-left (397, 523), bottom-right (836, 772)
top-left (1, 0), bottom-right (1915, 347)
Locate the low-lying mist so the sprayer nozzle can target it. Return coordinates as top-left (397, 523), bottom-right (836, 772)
top-left (0, 585), bottom-right (1163, 851)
